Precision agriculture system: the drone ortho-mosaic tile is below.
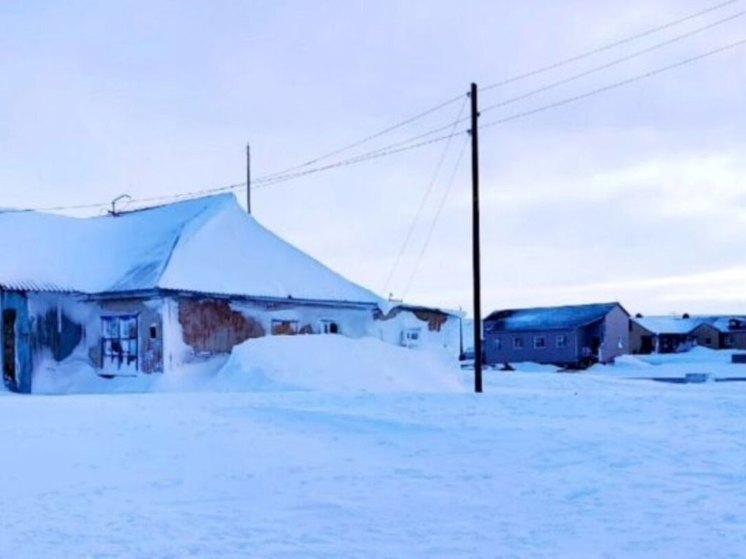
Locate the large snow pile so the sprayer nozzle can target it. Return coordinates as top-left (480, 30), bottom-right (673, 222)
top-left (216, 335), bottom-right (465, 393)
top-left (31, 335), bottom-right (464, 394)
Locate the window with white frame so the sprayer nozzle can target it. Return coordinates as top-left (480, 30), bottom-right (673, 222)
top-left (534, 336), bottom-right (546, 349)
top-left (101, 315), bottom-right (138, 370)
top-left (513, 336), bottom-right (524, 350)
top-left (556, 335), bottom-right (568, 349)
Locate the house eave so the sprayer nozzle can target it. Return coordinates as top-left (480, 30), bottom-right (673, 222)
top-left (82, 287), bottom-right (381, 310)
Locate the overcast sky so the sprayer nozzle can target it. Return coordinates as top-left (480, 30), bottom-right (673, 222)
top-left (1, 1), bottom-right (745, 316)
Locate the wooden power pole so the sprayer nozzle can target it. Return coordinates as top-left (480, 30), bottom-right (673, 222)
top-left (470, 82), bottom-right (483, 393)
top-left (246, 143), bottom-right (251, 214)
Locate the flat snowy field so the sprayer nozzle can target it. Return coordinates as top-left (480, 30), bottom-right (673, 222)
top-left (2, 340), bottom-right (746, 558)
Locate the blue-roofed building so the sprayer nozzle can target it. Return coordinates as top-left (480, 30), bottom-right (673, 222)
top-left (484, 302), bottom-right (630, 368)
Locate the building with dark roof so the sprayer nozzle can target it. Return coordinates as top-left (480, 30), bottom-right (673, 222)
top-left (484, 302), bottom-right (630, 368)
top-left (630, 315), bottom-right (746, 354)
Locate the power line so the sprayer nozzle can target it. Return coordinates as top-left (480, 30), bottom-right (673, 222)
top-left (480, 9), bottom-right (746, 116)
top-left (402, 135), bottom-right (470, 300)
top-left (481, 0), bottom-right (741, 91)
top-left (381, 96), bottom-right (468, 296)
top-left (9, 34), bottom-right (745, 215)
top-left (251, 130), bottom-right (468, 188)
top-left (258, 93), bottom-right (465, 180)
top-left (480, 37), bottom-right (746, 131)
top-left (253, 1), bottom-right (742, 186)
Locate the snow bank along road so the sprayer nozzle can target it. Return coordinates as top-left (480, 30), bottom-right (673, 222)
top-left (2, 374), bottom-right (745, 558)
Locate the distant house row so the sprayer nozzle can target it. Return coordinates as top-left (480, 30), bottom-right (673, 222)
top-left (631, 315), bottom-right (746, 354)
top-left (481, 302), bottom-right (746, 368)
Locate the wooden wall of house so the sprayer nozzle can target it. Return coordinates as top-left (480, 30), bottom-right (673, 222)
top-left (373, 308), bottom-right (461, 355)
top-left (719, 330), bottom-right (746, 350)
top-left (88, 298), bottom-right (164, 374)
top-left (31, 307), bottom-right (82, 362)
top-left (0, 291), bottom-right (32, 393)
top-left (691, 324), bottom-right (721, 350)
top-left (597, 306), bottom-right (630, 363)
top-left (629, 321), bottom-right (655, 354)
top-left (162, 295), bottom-right (378, 371)
top-left (483, 328), bottom-right (579, 366)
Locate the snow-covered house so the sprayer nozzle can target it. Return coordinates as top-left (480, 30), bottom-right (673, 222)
top-left (631, 315), bottom-right (746, 354)
top-left (484, 302), bottom-right (630, 368)
top-left (0, 195), bottom-right (460, 393)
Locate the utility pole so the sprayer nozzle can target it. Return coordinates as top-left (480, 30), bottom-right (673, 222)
top-left (246, 143), bottom-right (251, 214)
top-left (470, 82), bottom-right (483, 393)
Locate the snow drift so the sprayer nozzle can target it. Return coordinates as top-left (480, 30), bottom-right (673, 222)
top-left (30, 335), bottom-right (464, 394)
top-left (216, 335), bottom-right (465, 393)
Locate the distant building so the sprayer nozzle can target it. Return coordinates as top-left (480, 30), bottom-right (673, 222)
top-left (484, 302), bottom-right (630, 368)
top-left (631, 315), bottom-right (746, 354)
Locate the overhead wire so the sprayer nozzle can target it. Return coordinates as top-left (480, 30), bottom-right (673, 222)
top-left (8, 2), bottom-right (745, 215)
top-left (380, 95), bottom-right (468, 296)
top-left (481, 0), bottom-right (741, 91)
top-left (401, 135), bottom-right (471, 300)
top-left (479, 9), bottom-right (746, 115)
top-left (479, 37), bottom-right (746, 131)
top-left (258, 93), bottom-right (465, 180)
top-left (250, 5), bottom-right (746, 189)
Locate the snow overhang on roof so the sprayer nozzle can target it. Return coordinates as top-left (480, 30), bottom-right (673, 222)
top-left (0, 194), bottom-right (384, 307)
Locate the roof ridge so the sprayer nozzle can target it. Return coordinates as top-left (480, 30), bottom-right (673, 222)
top-left (152, 196), bottom-right (234, 288)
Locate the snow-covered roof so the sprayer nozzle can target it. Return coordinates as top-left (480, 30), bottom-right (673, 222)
top-left (0, 194), bottom-right (383, 306)
top-left (635, 315), bottom-right (746, 335)
top-left (485, 302), bottom-right (625, 332)
top-left (633, 317), bottom-right (703, 335)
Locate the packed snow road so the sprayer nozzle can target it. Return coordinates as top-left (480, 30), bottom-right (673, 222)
top-left (2, 373), bottom-right (745, 558)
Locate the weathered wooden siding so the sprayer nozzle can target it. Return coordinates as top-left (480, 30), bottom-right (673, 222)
top-left (1, 291), bottom-right (32, 393)
top-left (31, 308), bottom-right (82, 362)
top-left (88, 298), bottom-right (164, 373)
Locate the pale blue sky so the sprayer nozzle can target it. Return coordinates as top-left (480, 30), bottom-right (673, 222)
top-left (1, 1), bottom-right (745, 315)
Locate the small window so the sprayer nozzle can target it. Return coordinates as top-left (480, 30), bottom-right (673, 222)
top-left (513, 337), bottom-right (524, 350)
top-left (534, 336), bottom-right (546, 349)
top-left (101, 315), bottom-right (138, 370)
top-left (271, 320), bottom-right (299, 335)
top-left (402, 328), bottom-right (422, 347)
top-left (705, 337), bottom-right (712, 345)
top-left (494, 337), bottom-right (502, 350)
top-left (556, 335), bottom-right (568, 349)
top-left (320, 319), bottom-right (339, 334)
top-left (149, 325), bottom-right (158, 339)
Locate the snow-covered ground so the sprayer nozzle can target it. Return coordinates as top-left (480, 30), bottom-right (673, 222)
top-left (2, 340), bottom-right (746, 558)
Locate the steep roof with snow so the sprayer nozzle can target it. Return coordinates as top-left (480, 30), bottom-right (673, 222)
top-left (485, 302), bottom-right (626, 332)
top-left (0, 195), bottom-right (382, 305)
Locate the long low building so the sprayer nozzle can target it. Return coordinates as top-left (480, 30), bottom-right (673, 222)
top-left (0, 194), bottom-right (461, 393)
top-left (630, 315), bottom-right (746, 354)
top-left (483, 302), bottom-right (630, 368)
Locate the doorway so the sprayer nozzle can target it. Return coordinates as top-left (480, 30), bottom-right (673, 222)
top-left (3, 309), bottom-right (17, 387)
